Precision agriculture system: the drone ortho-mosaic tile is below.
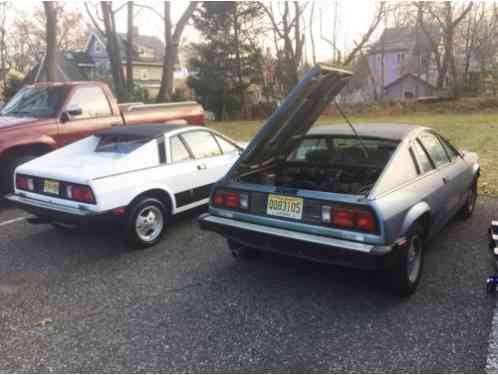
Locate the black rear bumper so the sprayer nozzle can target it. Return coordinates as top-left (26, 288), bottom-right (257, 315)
top-left (199, 213), bottom-right (398, 270)
top-left (6, 194), bottom-right (120, 226)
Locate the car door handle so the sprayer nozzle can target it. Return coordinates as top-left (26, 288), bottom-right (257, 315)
top-left (442, 177), bottom-right (449, 184)
top-left (197, 164), bottom-right (207, 170)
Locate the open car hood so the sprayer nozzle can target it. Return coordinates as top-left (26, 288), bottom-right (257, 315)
top-left (227, 64), bottom-right (352, 179)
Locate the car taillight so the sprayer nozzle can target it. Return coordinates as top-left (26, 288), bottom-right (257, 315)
top-left (66, 185), bottom-right (95, 204)
top-left (322, 205), bottom-right (377, 233)
top-left (212, 190), bottom-right (248, 210)
top-left (356, 211), bottom-right (376, 232)
top-left (15, 175), bottom-right (34, 191)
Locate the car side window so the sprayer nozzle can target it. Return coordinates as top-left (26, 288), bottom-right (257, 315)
top-left (412, 139), bottom-right (434, 174)
top-left (170, 136), bottom-right (192, 163)
top-left (418, 133), bottom-right (450, 168)
top-left (439, 136), bottom-right (459, 161)
top-left (182, 131), bottom-right (222, 159)
top-left (65, 87), bottom-right (112, 119)
top-left (215, 135), bottom-right (237, 154)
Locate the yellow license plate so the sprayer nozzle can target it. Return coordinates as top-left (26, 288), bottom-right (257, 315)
top-left (43, 180), bottom-right (59, 195)
top-left (267, 194), bottom-right (303, 220)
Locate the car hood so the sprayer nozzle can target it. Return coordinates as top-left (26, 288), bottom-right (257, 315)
top-left (0, 116), bottom-right (41, 130)
top-left (226, 64), bottom-right (352, 178)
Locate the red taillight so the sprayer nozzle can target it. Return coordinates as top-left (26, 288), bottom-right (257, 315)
top-left (68, 185), bottom-right (95, 204)
top-left (224, 192), bottom-right (240, 209)
top-left (331, 208), bottom-right (355, 228)
top-left (15, 175), bottom-right (28, 190)
top-left (322, 206), bottom-right (377, 233)
top-left (212, 190), bottom-right (248, 210)
top-left (356, 211), bottom-right (376, 232)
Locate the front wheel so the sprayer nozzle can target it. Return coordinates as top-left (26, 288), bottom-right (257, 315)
top-left (388, 225), bottom-right (424, 297)
top-left (125, 197), bottom-right (168, 248)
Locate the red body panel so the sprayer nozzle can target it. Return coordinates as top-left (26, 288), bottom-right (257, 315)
top-left (0, 81), bottom-right (205, 158)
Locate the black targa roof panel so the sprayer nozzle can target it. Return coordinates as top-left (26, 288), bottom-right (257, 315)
top-left (96, 124), bottom-right (190, 140)
top-left (309, 124), bottom-right (423, 141)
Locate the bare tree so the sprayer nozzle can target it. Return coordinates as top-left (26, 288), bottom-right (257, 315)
top-left (309, 2), bottom-right (316, 65)
top-left (0, 2), bottom-right (9, 90)
top-left (262, 1), bottom-right (308, 92)
top-left (126, 1), bottom-right (134, 94)
top-left (44, 2), bottom-right (57, 81)
top-left (342, 2), bottom-right (386, 66)
top-left (415, 1), bottom-right (474, 93)
top-left (157, 2), bottom-right (198, 102)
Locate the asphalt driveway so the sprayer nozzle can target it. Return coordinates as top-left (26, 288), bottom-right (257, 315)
top-left (0, 197), bottom-right (497, 372)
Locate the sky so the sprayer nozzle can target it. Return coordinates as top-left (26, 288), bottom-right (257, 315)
top-left (10, 0), bottom-right (380, 64)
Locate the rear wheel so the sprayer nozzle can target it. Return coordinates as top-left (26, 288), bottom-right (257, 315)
top-left (125, 197), bottom-right (169, 248)
top-left (459, 179), bottom-right (477, 219)
top-left (389, 225), bottom-right (424, 297)
top-left (1, 154), bottom-right (37, 195)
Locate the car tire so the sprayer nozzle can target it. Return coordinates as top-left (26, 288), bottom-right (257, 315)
top-left (459, 179), bottom-right (478, 219)
top-left (125, 197), bottom-right (169, 249)
top-left (389, 224), bottom-right (425, 297)
top-left (1, 154), bottom-right (37, 195)
top-left (227, 239), bottom-right (260, 259)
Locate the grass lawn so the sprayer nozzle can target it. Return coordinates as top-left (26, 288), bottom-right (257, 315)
top-left (208, 112), bottom-right (498, 196)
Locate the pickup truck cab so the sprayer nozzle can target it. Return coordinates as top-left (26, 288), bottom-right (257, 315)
top-left (0, 81), bottom-right (205, 193)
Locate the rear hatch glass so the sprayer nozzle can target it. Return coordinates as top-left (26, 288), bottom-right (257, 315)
top-left (95, 135), bottom-right (149, 154)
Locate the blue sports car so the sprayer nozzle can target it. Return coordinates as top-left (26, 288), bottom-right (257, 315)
top-left (199, 64), bottom-right (480, 296)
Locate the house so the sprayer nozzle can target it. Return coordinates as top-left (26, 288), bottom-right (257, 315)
top-left (368, 25), bottom-right (441, 100)
top-left (23, 51), bottom-right (96, 84)
top-left (85, 27), bottom-right (190, 98)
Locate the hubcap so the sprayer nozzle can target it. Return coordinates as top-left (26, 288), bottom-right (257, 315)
top-left (407, 235), bottom-right (422, 283)
top-left (135, 206), bottom-right (164, 243)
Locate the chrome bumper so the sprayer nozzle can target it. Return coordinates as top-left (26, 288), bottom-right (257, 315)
top-left (6, 194), bottom-right (98, 217)
top-left (199, 213), bottom-right (384, 254)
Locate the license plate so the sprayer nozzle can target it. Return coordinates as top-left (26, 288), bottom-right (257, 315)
top-left (43, 180), bottom-right (59, 195)
top-left (267, 194), bottom-right (303, 220)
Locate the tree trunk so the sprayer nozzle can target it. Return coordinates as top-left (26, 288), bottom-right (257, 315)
top-left (44, 2), bottom-right (57, 82)
top-left (101, 2), bottom-right (126, 101)
top-left (233, 7), bottom-right (246, 119)
top-left (157, 2), bottom-right (197, 103)
top-left (126, 1), bottom-right (134, 95)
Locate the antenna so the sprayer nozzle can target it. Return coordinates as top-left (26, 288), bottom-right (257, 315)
top-left (334, 100), bottom-right (369, 158)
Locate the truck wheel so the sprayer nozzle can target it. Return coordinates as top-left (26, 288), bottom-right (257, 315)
top-left (227, 239), bottom-right (260, 259)
top-left (1, 155), bottom-right (37, 195)
top-left (125, 197), bottom-right (169, 249)
top-left (459, 179), bottom-right (477, 219)
top-left (388, 224), bottom-right (424, 297)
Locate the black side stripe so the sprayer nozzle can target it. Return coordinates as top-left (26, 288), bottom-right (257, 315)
top-left (157, 136), bottom-right (166, 164)
top-left (175, 183), bottom-right (214, 208)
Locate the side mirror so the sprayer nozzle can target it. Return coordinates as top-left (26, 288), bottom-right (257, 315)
top-left (61, 104), bottom-right (82, 123)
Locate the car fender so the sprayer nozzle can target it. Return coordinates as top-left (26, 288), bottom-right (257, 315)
top-left (125, 183), bottom-right (177, 211)
top-left (400, 201), bottom-right (431, 237)
top-left (1, 135), bottom-right (57, 158)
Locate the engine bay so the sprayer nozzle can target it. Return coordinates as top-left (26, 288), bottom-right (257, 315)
top-left (243, 163), bottom-right (382, 195)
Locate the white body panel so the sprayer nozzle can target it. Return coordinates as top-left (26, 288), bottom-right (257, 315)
top-left (14, 126), bottom-right (242, 216)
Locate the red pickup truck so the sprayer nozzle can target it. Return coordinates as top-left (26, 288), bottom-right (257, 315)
top-left (0, 81), bottom-right (205, 193)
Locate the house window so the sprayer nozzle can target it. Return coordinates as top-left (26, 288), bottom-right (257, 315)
top-left (139, 47), bottom-right (145, 55)
top-left (396, 53), bottom-right (405, 64)
top-left (140, 69), bottom-right (148, 80)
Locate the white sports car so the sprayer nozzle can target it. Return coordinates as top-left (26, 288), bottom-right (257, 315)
top-left (7, 124), bottom-right (244, 247)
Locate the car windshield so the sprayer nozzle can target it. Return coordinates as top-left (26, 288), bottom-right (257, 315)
top-left (0, 86), bottom-right (67, 118)
top-left (95, 135), bottom-right (150, 154)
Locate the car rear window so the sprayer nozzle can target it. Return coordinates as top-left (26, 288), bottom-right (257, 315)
top-left (95, 135), bottom-right (149, 154)
top-left (288, 136), bottom-right (398, 165)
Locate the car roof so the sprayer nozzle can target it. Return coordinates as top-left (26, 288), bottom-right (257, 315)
top-left (96, 124), bottom-right (192, 139)
top-left (308, 123), bottom-right (426, 140)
